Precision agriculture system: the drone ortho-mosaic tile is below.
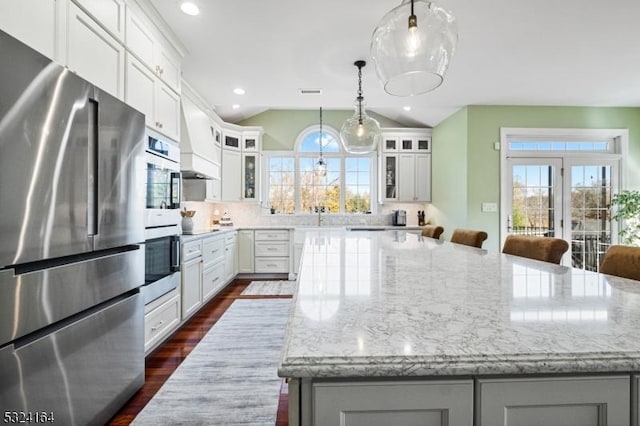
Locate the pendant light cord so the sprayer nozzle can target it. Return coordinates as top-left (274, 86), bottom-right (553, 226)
top-left (319, 107), bottom-right (323, 158)
top-left (357, 64), bottom-right (363, 124)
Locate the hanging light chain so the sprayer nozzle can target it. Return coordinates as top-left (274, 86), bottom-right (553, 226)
top-left (319, 106), bottom-right (323, 157)
top-left (356, 62), bottom-right (364, 124)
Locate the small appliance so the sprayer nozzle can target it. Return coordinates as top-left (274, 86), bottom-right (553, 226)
top-left (392, 210), bottom-right (407, 226)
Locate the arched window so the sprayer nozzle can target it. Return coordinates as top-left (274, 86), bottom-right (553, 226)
top-left (264, 124), bottom-right (376, 215)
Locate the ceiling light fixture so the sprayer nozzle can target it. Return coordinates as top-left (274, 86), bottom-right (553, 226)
top-left (232, 104), bottom-right (240, 109)
top-left (314, 107), bottom-right (327, 177)
top-left (370, 0), bottom-right (458, 96)
top-left (339, 60), bottom-right (381, 155)
top-left (403, 106), bottom-right (412, 111)
top-left (233, 88), bottom-right (245, 95)
top-left (180, 2), bottom-right (200, 16)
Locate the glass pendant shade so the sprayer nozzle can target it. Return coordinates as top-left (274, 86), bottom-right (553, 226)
top-left (314, 156), bottom-right (327, 177)
top-left (370, 0), bottom-right (458, 96)
top-left (340, 100), bottom-right (381, 154)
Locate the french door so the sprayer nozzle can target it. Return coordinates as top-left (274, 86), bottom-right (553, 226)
top-left (505, 157), bottom-right (619, 271)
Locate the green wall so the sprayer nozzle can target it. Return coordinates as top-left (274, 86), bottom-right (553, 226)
top-left (239, 109), bottom-right (405, 150)
top-left (434, 105), bottom-right (640, 252)
top-left (430, 107), bottom-right (468, 240)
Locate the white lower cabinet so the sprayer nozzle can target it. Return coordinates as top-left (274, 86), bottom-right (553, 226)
top-left (312, 380), bottom-right (473, 426)
top-left (224, 232), bottom-right (237, 282)
top-left (254, 230), bottom-right (290, 273)
top-left (202, 261), bottom-right (224, 302)
top-left (144, 290), bottom-right (180, 354)
top-left (477, 376), bottom-right (630, 426)
top-left (635, 375), bottom-right (640, 426)
top-left (181, 254), bottom-right (202, 319)
top-left (237, 230), bottom-right (255, 273)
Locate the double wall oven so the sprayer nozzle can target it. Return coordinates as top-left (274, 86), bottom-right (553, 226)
top-left (143, 130), bottom-right (182, 305)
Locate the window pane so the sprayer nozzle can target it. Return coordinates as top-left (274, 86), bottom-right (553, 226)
top-left (299, 131), bottom-right (341, 153)
top-left (267, 156), bottom-right (295, 214)
top-left (345, 157), bottom-right (372, 213)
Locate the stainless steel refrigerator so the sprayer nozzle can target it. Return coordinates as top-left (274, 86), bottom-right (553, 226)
top-left (0, 30), bottom-right (146, 425)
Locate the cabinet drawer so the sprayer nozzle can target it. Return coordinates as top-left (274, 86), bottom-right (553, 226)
top-left (202, 236), bottom-right (224, 266)
top-left (144, 293), bottom-right (180, 352)
top-left (225, 232), bottom-right (236, 245)
top-left (182, 240), bottom-right (202, 261)
top-left (202, 261), bottom-right (225, 301)
top-left (255, 257), bottom-right (289, 273)
top-left (255, 241), bottom-right (289, 257)
top-left (255, 229), bottom-right (289, 241)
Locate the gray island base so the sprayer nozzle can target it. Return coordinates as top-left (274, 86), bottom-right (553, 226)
top-left (278, 229), bottom-right (640, 425)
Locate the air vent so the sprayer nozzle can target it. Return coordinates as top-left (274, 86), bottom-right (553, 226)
top-left (299, 88), bottom-right (322, 95)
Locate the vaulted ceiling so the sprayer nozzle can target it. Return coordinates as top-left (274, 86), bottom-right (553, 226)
top-left (150, 0), bottom-right (640, 127)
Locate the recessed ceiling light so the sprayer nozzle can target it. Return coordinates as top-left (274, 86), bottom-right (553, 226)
top-left (403, 106), bottom-right (412, 111)
top-left (233, 88), bottom-right (245, 95)
top-left (180, 2), bottom-right (200, 16)
top-left (232, 104), bottom-right (240, 109)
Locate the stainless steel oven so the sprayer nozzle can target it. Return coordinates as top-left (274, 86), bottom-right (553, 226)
top-left (145, 129), bottom-right (181, 229)
top-left (142, 227), bottom-right (180, 305)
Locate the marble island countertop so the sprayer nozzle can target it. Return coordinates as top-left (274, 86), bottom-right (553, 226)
top-left (278, 229), bottom-right (640, 378)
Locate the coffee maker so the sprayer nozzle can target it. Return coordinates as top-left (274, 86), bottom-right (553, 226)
top-left (392, 210), bottom-right (407, 226)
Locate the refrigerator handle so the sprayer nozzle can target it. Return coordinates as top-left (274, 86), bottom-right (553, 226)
top-left (170, 235), bottom-right (180, 272)
top-left (87, 99), bottom-right (99, 236)
top-left (170, 172), bottom-right (181, 209)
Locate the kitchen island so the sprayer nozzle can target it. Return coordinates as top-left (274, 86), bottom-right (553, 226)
top-left (278, 229), bottom-right (640, 425)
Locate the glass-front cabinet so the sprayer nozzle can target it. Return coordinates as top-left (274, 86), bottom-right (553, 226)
top-left (383, 155), bottom-right (398, 201)
top-left (242, 153), bottom-right (259, 200)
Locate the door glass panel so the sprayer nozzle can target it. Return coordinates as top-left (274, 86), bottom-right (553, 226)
top-left (510, 164), bottom-right (557, 237)
top-left (570, 165), bottom-right (611, 272)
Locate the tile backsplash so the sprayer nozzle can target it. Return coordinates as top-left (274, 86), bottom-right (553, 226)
top-left (181, 201), bottom-right (433, 230)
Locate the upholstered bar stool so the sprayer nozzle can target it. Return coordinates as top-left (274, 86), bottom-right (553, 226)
top-left (502, 235), bottom-right (569, 264)
top-left (450, 229), bottom-right (488, 248)
top-left (599, 245), bottom-right (640, 281)
top-left (421, 225), bottom-right (444, 240)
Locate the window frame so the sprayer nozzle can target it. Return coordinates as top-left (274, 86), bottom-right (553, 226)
top-left (262, 124), bottom-right (378, 215)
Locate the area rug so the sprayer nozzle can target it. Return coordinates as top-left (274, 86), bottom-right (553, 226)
top-left (241, 280), bottom-right (296, 296)
top-left (132, 298), bottom-right (291, 426)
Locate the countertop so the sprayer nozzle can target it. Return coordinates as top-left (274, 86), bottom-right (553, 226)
top-left (278, 229), bottom-right (640, 378)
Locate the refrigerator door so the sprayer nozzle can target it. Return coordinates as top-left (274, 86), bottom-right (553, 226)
top-left (0, 30), bottom-right (93, 267)
top-left (93, 88), bottom-right (145, 250)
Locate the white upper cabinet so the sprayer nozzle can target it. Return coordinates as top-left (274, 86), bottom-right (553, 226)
top-left (0, 0), bottom-right (57, 60)
top-left (126, 7), bottom-right (181, 93)
top-left (125, 53), bottom-right (155, 120)
top-left (72, 0), bottom-right (125, 41)
top-left (126, 53), bottom-right (180, 141)
top-left (65, 1), bottom-right (125, 99)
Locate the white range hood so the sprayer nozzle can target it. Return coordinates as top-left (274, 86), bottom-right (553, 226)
top-left (180, 96), bottom-right (220, 179)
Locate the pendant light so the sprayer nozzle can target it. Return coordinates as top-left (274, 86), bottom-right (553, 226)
top-left (370, 0), bottom-right (458, 97)
top-left (339, 60), bottom-right (381, 155)
top-left (314, 107), bottom-right (327, 177)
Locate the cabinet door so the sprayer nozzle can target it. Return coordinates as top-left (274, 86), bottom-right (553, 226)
top-left (415, 153), bottom-right (431, 202)
top-left (155, 81), bottom-right (180, 141)
top-left (397, 154), bottom-right (416, 202)
top-left (477, 376), bottom-right (630, 426)
top-left (313, 380), bottom-right (473, 426)
top-left (0, 0), bottom-right (56, 60)
top-left (66, 2), bottom-right (124, 99)
top-left (181, 256), bottom-right (202, 318)
top-left (224, 241), bottom-right (236, 282)
top-left (382, 155), bottom-right (398, 201)
top-left (237, 230), bottom-right (255, 273)
top-left (242, 153), bottom-right (259, 200)
top-left (73, 0), bottom-right (125, 41)
top-left (202, 261), bottom-right (224, 302)
top-left (125, 8), bottom-right (154, 66)
top-left (222, 149), bottom-right (242, 201)
top-left (154, 45), bottom-right (181, 93)
top-left (125, 54), bottom-right (155, 124)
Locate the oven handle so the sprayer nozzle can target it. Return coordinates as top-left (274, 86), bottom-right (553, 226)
top-left (170, 235), bottom-right (181, 272)
top-left (170, 172), bottom-right (181, 209)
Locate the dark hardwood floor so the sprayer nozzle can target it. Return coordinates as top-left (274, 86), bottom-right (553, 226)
top-left (109, 278), bottom-right (290, 425)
